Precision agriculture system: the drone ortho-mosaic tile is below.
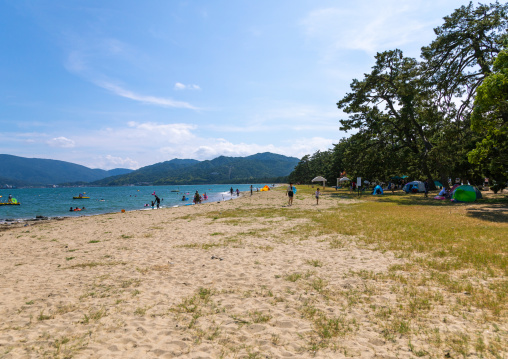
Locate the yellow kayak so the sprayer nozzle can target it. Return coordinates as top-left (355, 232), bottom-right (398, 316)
top-left (0, 202), bottom-right (20, 206)
top-left (73, 196), bottom-right (90, 199)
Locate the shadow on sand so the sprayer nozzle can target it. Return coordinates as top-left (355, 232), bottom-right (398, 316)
top-left (326, 190), bottom-right (508, 223)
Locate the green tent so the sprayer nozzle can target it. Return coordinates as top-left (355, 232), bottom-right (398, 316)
top-left (451, 185), bottom-right (482, 202)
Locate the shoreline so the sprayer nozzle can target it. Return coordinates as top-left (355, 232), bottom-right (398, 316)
top-left (0, 184), bottom-right (280, 227)
top-left (0, 192), bottom-right (247, 230)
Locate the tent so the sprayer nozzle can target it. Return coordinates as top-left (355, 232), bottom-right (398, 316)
top-left (403, 181), bottom-right (426, 193)
top-left (434, 181), bottom-right (443, 188)
top-left (372, 185), bottom-right (383, 195)
top-left (338, 177), bottom-right (350, 182)
top-left (312, 176), bottom-right (327, 188)
top-left (260, 185), bottom-right (270, 192)
top-left (451, 185), bottom-right (482, 202)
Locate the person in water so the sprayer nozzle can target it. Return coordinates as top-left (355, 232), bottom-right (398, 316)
top-left (236, 189), bottom-right (240, 196)
top-left (194, 191), bottom-right (201, 204)
top-left (155, 195), bottom-right (161, 209)
top-left (69, 207), bottom-right (73, 212)
top-left (182, 195), bottom-right (187, 201)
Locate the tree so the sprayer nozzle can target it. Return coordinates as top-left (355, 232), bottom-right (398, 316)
top-left (468, 47), bottom-right (508, 182)
top-left (288, 155), bottom-right (312, 184)
top-left (421, 1), bottom-right (508, 119)
top-left (337, 49), bottom-right (443, 187)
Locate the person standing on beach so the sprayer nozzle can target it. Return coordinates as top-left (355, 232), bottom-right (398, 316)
top-left (155, 195), bottom-right (161, 209)
top-left (236, 188), bottom-right (240, 196)
top-left (315, 188), bottom-right (320, 205)
top-left (250, 185), bottom-right (253, 196)
top-left (286, 183), bottom-right (294, 206)
top-left (230, 187), bottom-right (234, 196)
top-left (424, 179), bottom-right (429, 198)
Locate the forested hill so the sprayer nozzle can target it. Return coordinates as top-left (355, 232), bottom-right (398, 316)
top-left (0, 154), bottom-right (133, 186)
top-left (92, 152), bottom-right (299, 186)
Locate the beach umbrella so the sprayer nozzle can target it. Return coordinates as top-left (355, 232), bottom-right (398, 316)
top-left (338, 177), bottom-right (349, 182)
top-left (312, 176), bottom-right (327, 188)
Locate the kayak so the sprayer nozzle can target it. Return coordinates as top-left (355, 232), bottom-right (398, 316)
top-left (0, 202), bottom-right (20, 206)
top-left (73, 197), bottom-right (90, 199)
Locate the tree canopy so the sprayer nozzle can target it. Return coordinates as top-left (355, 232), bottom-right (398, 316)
top-left (289, 2), bottom-right (508, 189)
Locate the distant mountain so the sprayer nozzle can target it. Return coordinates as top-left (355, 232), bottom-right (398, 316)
top-left (0, 154), bottom-right (133, 186)
top-left (93, 152), bottom-right (299, 186)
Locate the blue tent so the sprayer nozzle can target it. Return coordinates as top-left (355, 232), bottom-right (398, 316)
top-left (372, 185), bottom-right (383, 195)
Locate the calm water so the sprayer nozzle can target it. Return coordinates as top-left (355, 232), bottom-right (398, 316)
top-left (0, 184), bottom-right (272, 222)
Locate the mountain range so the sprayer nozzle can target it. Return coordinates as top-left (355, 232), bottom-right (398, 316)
top-left (0, 154), bottom-right (133, 187)
top-left (0, 153), bottom-right (298, 187)
top-left (92, 152), bottom-right (299, 186)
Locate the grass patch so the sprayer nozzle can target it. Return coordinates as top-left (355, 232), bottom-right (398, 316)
top-left (67, 261), bottom-right (125, 269)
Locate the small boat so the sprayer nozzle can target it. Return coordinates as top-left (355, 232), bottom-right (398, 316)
top-left (73, 196), bottom-right (90, 199)
top-left (0, 202), bottom-right (20, 206)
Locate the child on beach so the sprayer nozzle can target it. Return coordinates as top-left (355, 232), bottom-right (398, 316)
top-left (286, 183), bottom-right (294, 206)
top-left (315, 188), bottom-right (320, 205)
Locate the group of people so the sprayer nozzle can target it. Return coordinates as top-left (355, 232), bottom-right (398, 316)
top-left (192, 191), bottom-right (208, 204)
top-left (286, 183), bottom-right (321, 205)
top-left (69, 206), bottom-right (85, 211)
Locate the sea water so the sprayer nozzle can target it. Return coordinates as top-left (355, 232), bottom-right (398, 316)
top-left (0, 184), bottom-right (273, 222)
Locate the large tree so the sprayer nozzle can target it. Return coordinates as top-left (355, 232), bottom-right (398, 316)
top-left (337, 50), bottom-right (443, 186)
top-left (468, 47), bottom-right (508, 182)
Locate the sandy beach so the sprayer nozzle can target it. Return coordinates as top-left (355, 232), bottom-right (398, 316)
top-left (0, 187), bottom-right (506, 358)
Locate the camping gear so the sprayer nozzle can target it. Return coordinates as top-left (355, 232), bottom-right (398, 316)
top-left (451, 185), bottom-right (482, 202)
top-left (372, 185), bottom-right (383, 195)
top-left (403, 181), bottom-right (426, 193)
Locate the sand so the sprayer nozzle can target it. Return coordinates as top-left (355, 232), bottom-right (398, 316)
top-left (0, 188), bottom-right (506, 358)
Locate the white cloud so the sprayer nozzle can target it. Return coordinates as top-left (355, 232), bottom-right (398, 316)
top-left (301, 1), bottom-right (441, 61)
top-left (96, 155), bottom-right (139, 170)
top-left (47, 137), bottom-right (75, 148)
top-left (174, 82), bottom-right (201, 91)
top-left (96, 81), bottom-right (198, 109)
top-left (126, 121), bottom-right (197, 142)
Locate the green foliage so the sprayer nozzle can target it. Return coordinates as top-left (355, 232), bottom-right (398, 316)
top-left (469, 47), bottom-right (508, 183)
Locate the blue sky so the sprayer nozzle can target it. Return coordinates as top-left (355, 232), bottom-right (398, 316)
top-left (1, 0), bottom-right (472, 169)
